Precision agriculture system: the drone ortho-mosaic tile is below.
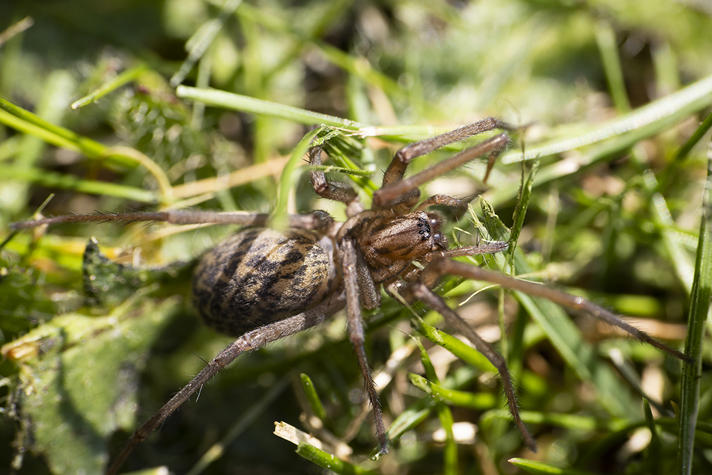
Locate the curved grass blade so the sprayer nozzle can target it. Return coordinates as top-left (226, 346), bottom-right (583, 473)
top-left (271, 127), bottom-right (324, 230)
top-left (0, 96), bottom-right (172, 201)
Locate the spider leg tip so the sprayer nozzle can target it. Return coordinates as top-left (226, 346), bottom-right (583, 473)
top-left (373, 442), bottom-right (389, 460)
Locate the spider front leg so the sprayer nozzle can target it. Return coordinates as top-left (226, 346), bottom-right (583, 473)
top-left (309, 146), bottom-right (361, 209)
top-left (106, 293), bottom-right (345, 475)
top-left (415, 194), bottom-right (474, 219)
top-left (374, 118), bottom-right (514, 208)
top-left (341, 238), bottom-right (388, 454)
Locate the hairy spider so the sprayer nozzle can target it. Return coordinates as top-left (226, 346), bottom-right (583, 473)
top-left (11, 118), bottom-right (687, 474)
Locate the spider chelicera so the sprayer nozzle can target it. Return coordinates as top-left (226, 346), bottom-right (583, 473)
top-left (10, 118), bottom-right (687, 473)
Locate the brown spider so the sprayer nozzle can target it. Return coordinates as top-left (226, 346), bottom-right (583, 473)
top-left (11, 118), bottom-right (687, 473)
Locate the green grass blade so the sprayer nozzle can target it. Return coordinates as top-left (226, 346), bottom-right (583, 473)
top-left (5, 70), bottom-right (74, 215)
top-left (643, 401), bottom-right (663, 475)
top-left (294, 443), bottom-right (377, 475)
top-left (0, 96), bottom-right (105, 158)
top-left (271, 127), bottom-right (324, 230)
top-left (509, 457), bottom-right (597, 475)
top-left (500, 73), bottom-right (712, 164)
top-left (673, 110), bottom-right (712, 162)
top-left (71, 64), bottom-right (148, 109)
top-left (595, 21), bottom-right (630, 112)
top-left (299, 373), bottom-right (327, 421)
top-left (508, 157), bottom-right (539, 257)
top-left (170, 0), bottom-right (242, 87)
top-left (482, 409), bottom-right (628, 432)
top-left (176, 86), bottom-right (364, 130)
top-left (643, 170), bottom-right (696, 292)
top-left (386, 403), bottom-right (432, 441)
top-left (3, 166), bottom-right (156, 203)
top-left (0, 96), bottom-right (172, 200)
top-left (409, 373), bottom-right (496, 410)
top-left (416, 318), bottom-right (496, 373)
top-left (413, 338), bottom-right (457, 475)
top-left (677, 148), bottom-right (712, 474)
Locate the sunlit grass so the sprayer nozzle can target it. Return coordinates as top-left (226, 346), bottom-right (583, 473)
top-left (1, 1), bottom-right (711, 474)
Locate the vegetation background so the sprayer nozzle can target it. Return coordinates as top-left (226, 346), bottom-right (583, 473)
top-left (1, 0), bottom-right (711, 474)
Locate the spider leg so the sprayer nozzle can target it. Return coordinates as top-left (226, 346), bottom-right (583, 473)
top-left (341, 238), bottom-right (388, 454)
top-left (309, 146), bottom-right (359, 204)
top-left (381, 118), bottom-right (514, 187)
top-left (427, 258), bottom-right (688, 362)
top-left (374, 134), bottom-right (511, 209)
top-left (11, 210), bottom-right (333, 231)
top-left (441, 241), bottom-right (510, 258)
top-left (415, 194), bottom-right (474, 219)
top-left (106, 293), bottom-right (345, 475)
top-left (409, 282), bottom-right (537, 452)
top-left (356, 248), bottom-right (381, 310)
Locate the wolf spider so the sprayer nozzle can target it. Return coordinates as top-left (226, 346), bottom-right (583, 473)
top-left (11, 118), bottom-right (687, 473)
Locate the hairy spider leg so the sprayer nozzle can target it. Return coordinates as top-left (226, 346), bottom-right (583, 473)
top-left (414, 194), bottom-right (474, 219)
top-left (106, 293), bottom-right (346, 475)
top-left (374, 133), bottom-right (510, 209)
top-left (380, 238), bottom-right (537, 452)
top-left (309, 146), bottom-right (359, 205)
top-left (341, 239), bottom-right (388, 454)
top-left (355, 248), bottom-right (381, 310)
top-left (11, 210), bottom-right (334, 232)
top-left (375, 118), bottom-right (514, 208)
top-left (410, 282), bottom-right (538, 452)
top-left (425, 257), bottom-right (688, 362)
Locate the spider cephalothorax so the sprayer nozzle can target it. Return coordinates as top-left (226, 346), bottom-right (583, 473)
top-left (10, 118), bottom-right (688, 474)
top-left (356, 211), bottom-right (448, 277)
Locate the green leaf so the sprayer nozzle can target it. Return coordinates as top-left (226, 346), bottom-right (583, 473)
top-left (4, 299), bottom-right (182, 474)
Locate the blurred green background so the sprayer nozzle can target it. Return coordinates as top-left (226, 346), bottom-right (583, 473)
top-left (1, 0), bottom-right (712, 474)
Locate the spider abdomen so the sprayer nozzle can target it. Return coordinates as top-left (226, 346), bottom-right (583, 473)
top-left (192, 227), bottom-right (334, 336)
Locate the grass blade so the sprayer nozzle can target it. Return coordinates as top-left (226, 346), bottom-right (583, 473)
top-left (299, 373), bottom-right (327, 421)
top-left (0, 96), bottom-right (172, 200)
top-left (3, 166), bottom-right (156, 203)
top-left (71, 64), bottom-right (148, 109)
top-left (271, 127), bottom-right (324, 230)
top-left (413, 338), bottom-right (458, 475)
top-left (677, 145), bottom-right (712, 474)
top-left (176, 86), bottom-right (363, 130)
top-left (509, 457), bottom-right (596, 475)
top-left (500, 73), bottom-right (712, 163)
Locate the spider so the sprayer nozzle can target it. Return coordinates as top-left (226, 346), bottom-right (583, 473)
top-left (10, 118), bottom-right (687, 474)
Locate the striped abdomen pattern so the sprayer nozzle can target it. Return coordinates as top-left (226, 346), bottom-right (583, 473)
top-left (192, 228), bottom-right (332, 336)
